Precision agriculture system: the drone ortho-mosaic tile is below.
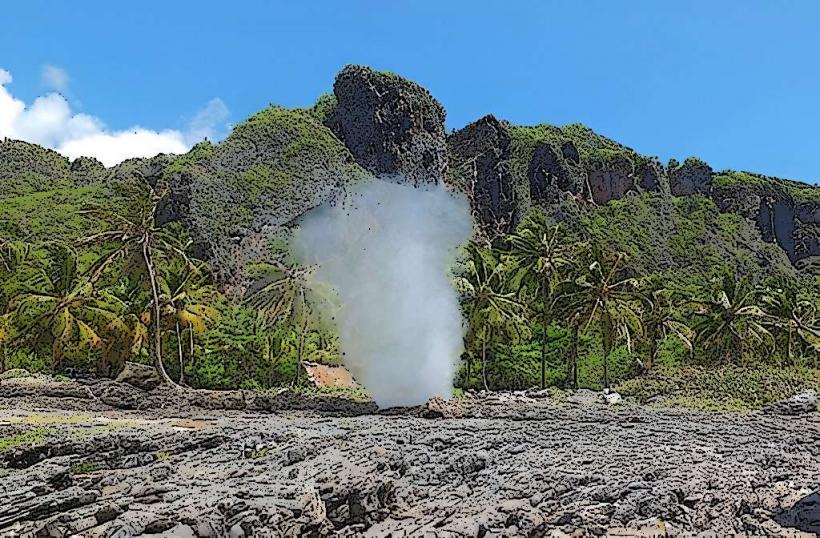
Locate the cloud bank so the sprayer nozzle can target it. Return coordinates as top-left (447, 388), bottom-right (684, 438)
top-left (0, 66), bottom-right (229, 167)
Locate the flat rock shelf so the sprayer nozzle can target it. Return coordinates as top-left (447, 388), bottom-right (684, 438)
top-left (0, 383), bottom-right (818, 537)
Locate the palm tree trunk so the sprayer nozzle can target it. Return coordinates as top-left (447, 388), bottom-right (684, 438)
top-left (601, 314), bottom-right (612, 390)
top-left (481, 330), bottom-right (489, 391)
top-left (143, 236), bottom-right (173, 385)
top-left (540, 277), bottom-right (549, 389)
top-left (566, 325), bottom-right (579, 389)
top-left (176, 322), bottom-right (184, 385)
top-left (292, 321), bottom-right (307, 386)
top-left (189, 327), bottom-right (194, 371)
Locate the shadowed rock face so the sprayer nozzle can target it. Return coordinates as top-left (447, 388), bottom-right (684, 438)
top-left (587, 154), bottom-right (636, 205)
top-left (714, 181), bottom-right (820, 268)
top-left (447, 115), bottom-right (518, 235)
top-left (636, 158), bottom-right (669, 195)
top-left (528, 141), bottom-right (585, 202)
top-left (670, 158), bottom-right (713, 196)
top-left (328, 65), bottom-right (447, 184)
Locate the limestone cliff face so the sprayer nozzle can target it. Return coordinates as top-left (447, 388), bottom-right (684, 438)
top-left (713, 177), bottom-right (820, 269)
top-left (670, 158), bottom-right (713, 196)
top-left (326, 65), bottom-right (447, 184)
top-left (1, 66), bottom-right (819, 277)
top-left (446, 115), bottom-right (519, 236)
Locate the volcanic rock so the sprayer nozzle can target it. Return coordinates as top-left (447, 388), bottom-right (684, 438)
top-left (762, 389), bottom-right (817, 415)
top-left (327, 64), bottom-right (448, 184)
top-left (115, 362), bottom-right (162, 391)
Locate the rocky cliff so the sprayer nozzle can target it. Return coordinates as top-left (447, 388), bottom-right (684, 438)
top-left (1, 65), bottom-right (818, 279)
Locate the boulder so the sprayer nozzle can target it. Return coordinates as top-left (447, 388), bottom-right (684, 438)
top-left (115, 362), bottom-right (162, 391)
top-left (763, 390), bottom-right (817, 416)
top-left (328, 65), bottom-right (447, 184)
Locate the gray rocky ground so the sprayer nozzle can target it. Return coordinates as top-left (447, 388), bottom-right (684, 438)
top-left (0, 377), bottom-right (818, 537)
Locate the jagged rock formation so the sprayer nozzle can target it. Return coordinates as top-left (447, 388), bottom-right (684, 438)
top-left (712, 171), bottom-right (820, 269)
top-left (447, 115), bottom-right (520, 235)
top-left (326, 65), bottom-right (448, 184)
top-left (1, 65), bottom-right (819, 277)
top-left (669, 157), bottom-right (714, 196)
top-left (1, 384), bottom-right (818, 536)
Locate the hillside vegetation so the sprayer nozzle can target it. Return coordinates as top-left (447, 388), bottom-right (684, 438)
top-left (0, 65), bottom-right (818, 408)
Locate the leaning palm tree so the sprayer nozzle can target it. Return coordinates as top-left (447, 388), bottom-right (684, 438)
top-left (507, 216), bottom-right (574, 388)
top-left (760, 284), bottom-right (820, 367)
top-left (80, 183), bottom-right (196, 385)
top-left (562, 245), bottom-right (643, 389)
top-left (244, 258), bottom-right (317, 384)
top-left (456, 242), bottom-right (527, 390)
top-left (10, 244), bottom-right (122, 371)
top-left (688, 274), bottom-right (774, 364)
top-left (638, 276), bottom-right (694, 371)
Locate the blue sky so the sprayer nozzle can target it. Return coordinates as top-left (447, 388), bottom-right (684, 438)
top-left (1, 1), bottom-right (819, 182)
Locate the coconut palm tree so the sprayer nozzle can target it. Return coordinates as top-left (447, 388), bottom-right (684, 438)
top-left (244, 258), bottom-right (317, 384)
top-left (157, 259), bottom-right (217, 384)
top-left (689, 274), bottom-right (773, 364)
top-left (638, 276), bottom-right (694, 371)
top-left (562, 245), bottom-right (643, 389)
top-left (80, 183), bottom-right (197, 385)
top-left (10, 244), bottom-right (123, 371)
top-left (457, 242), bottom-right (527, 390)
top-left (507, 216), bottom-right (574, 388)
top-left (760, 284), bottom-right (820, 367)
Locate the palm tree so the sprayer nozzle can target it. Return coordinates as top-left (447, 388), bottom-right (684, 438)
top-left (638, 276), bottom-right (694, 371)
top-left (760, 284), bottom-right (820, 367)
top-left (456, 242), bottom-right (527, 390)
top-left (563, 245), bottom-right (643, 389)
top-left (157, 259), bottom-right (217, 384)
top-left (0, 240), bottom-right (33, 312)
top-left (245, 258), bottom-right (317, 385)
top-left (10, 244), bottom-right (122, 371)
top-left (689, 274), bottom-right (773, 364)
top-left (0, 312), bottom-right (13, 373)
top-left (80, 183), bottom-right (197, 385)
top-left (507, 217), bottom-right (574, 388)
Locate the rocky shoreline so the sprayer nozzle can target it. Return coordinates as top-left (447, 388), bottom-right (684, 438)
top-left (1, 375), bottom-right (818, 537)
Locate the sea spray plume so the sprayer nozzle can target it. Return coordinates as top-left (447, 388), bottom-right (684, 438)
top-left (294, 178), bottom-right (473, 407)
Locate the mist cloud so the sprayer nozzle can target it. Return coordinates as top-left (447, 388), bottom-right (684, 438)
top-left (0, 66), bottom-right (229, 167)
top-left (294, 178), bottom-right (473, 408)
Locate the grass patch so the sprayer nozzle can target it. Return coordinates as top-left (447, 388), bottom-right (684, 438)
top-left (0, 428), bottom-right (49, 452)
top-left (617, 365), bottom-right (820, 411)
top-left (70, 462), bottom-right (100, 475)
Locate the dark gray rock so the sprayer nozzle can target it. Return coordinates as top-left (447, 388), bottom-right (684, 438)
top-left (763, 389), bottom-right (817, 415)
top-left (447, 115), bottom-right (520, 237)
top-left (115, 362), bottom-right (162, 391)
top-left (670, 157), bottom-right (713, 196)
top-left (328, 65), bottom-right (447, 185)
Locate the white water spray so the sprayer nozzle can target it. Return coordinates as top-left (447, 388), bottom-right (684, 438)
top-left (294, 178), bottom-right (472, 408)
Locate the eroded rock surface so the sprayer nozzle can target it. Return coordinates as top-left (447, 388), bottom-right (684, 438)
top-left (1, 383), bottom-right (818, 537)
top-left (328, 65), bottom-right (448, 185)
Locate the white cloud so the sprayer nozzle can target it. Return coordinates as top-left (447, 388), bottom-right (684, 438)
top-left (0, 66), bottom-right (229, 167)
top-left (184, 97), bottom-right (230, 146)
top-left (41, 64), bottom-right (69, 92)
